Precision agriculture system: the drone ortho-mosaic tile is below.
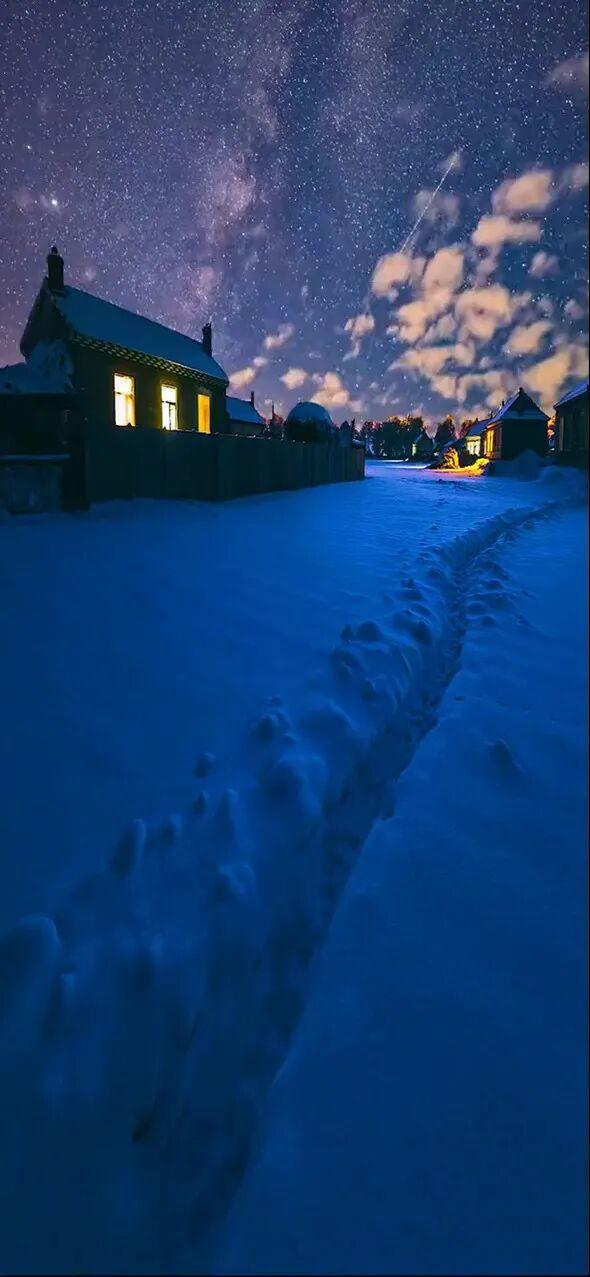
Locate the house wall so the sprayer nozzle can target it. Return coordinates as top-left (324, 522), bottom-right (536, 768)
top-left (500, 418), bottom-right (547, 460)
top-left (69, 344), bottom-right (227, 435)
top-left (556, 396), bottom-right (588, 468)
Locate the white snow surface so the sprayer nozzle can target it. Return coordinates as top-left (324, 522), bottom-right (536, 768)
top-left (0, 460), bottom-right (587, 1274)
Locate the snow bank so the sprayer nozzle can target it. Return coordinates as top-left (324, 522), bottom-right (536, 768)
top-left (0, 465), bottom-right (586, 1272)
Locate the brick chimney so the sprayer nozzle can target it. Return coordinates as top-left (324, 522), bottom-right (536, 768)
top-left (46, 245), bottom-right (64, 293)
top-left (202, 322), bottom-right (212, 356)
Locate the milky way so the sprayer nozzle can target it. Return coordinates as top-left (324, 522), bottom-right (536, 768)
top-left (0, 0), bottom-right (587, 422)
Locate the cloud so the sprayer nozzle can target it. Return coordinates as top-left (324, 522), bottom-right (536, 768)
top-left (229, 365), bottom-right (258, 390)
top-left (263, 322), bottom-right (295, 350)
top-left (423, 313), bottom-right (457, 342)
top-left (529, 251), bottom-right (558, 278)
top-left (311, 371), bottom-right (362, 413)
top-left (280, 367), bottom-right (309, 390)
top-left (392, 341), bottom-right (476, 378)
top-left (253, 355), bottom-right (268, 367)
top-left (564, 298), bottom-right (585, 321)
top-left (412, 188), bottom-right (460, 229)
top-left (422, 246), bottom-right (464, 293)
top-left (546, 52), bottom-right (589, 95)
top-left (560, 161), bottom-right (589, 191)
top-left (456, 367), bottom-right (517, 408)
top-left (370, 250), bottom-right (417, 297)
top-left (492, 169), bottom-right (555, 214)
top-left (522, 344), bottom-right (589, 408)
top-left (503, 320), bottom-right (552, 356)
top-left (344, 312), bottom-right (375, 357)
top-left (393, 290), bottom-right (455, 343)
top-left (471, 213), bottom-right (542, 249)
top-left (455, 284), bottom-right (531, 341)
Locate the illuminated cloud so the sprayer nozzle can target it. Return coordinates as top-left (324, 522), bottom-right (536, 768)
top-left (263, 323), bottom-right (295, 350)
top-left (456, 367), bottom-right (517, 407)
top-left (503, 320), bottom-right (552, 356)
top-left (423, 313), bottom-right (457, 341)
top-left (229, 365), bottom-right (258, 390)
top-left (546, 52), bottom-right (589, 95)
top-left (370, 251), bottom-right (415, 297)
top-left (253, 355), bottom-right (268, 367)
top-left (455, 284), bottom-right (531, 341)
top-left (393, 290), bottom-right (454, 343)
top-left (344, 312), bottom-right (375, 357)
top-left (492, 169), bottom-right (555, 215)
top-left (311, 371), bottom-right (362, 413)
top-left (522, 344), bottom-right (589, 408)
top-left (529, 251), bottom-right (558, 278)
top-left (422, 246), bottom-right (464, 293)
top-left (392, 341), bottom-right (475, 378)
top-left (471, 214), bottom-right (542, 249)
top-left (280, 367), bottom-right (309, 389)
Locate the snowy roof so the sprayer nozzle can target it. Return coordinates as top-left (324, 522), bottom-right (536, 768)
top-left (465, 417), bottom-right (492, 437)
top-left (226, 396), bottom-right (266, 426)
top-left (486, 388), bottom-right (548, 426)
top-left (554, 377), bottom-right (589, 408)
top-left (286, 401), bottom-right (334, 427)
top-left (49, 286), bottom-right (228, 383)
top-left (0, 340), bottom-right (73, 395)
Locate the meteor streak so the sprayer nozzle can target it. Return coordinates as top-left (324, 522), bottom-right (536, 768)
top-left (399, 149), bottom-right (461, 252)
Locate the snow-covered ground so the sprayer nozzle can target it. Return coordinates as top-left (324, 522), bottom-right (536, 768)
top-left (0, 460), bottom-right (587, 1274)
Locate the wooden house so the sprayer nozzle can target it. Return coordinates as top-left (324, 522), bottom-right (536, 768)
top-left (463, 418), bottom-right (490, 458)
top-left (19, 248), bottom-right (229, 436)
top-left (481, 389), bottom-right (548, 461)
top-left (226, 392), bottom-right (266, 436)
top-left (554, 378), bottom-right (588, 468)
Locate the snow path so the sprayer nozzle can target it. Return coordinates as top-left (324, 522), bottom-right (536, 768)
top-left (0, 466), bottom-right (586, 1274)
top-left (218, 503), bottom-right (588, 1277)
top-left (0, 462), bottom-right (558, 931)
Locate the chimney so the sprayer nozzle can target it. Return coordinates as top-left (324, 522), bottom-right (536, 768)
top-left (202, 322), bottom-right (212, 356)
top-left (46, 245), bottom-right (64, 293)
top-left (250, 390), bottom-right (255, 407)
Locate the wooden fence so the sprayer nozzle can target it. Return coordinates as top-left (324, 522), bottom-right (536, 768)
top-left (74, 425), bottom-right (365, 506)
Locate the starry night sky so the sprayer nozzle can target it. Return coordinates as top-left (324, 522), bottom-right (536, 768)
top-left (0, 0), bottom-right (588, 423)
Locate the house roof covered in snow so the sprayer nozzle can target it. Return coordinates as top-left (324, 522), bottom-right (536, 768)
top-left (554, 377), bottom-right (589, 408)
top-left (486, 388), bottom-right (548, 427)
top-left (22, 255), bottom-right (228, 385)
top-left (226, 396), bottom-right (266, 426)
top-left (53, 287), bottom-right (228, 382)
top-left (0, 340), bottom-right (73, 396)
top-left (465, 417), bottom-right (492, 438)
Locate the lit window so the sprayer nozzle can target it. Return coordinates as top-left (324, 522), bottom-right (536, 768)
top-left (114, 373), bottom-right (135, 426)
top-left (197, 392), bottom-right (211, 434)
top-left (161, 384), bottom-right (178, 430)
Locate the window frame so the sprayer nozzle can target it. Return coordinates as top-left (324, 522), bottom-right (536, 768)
top-left (197, 391), bottom-right (211, 434)
top-left (161, 383), bottom-right (178, 431)
top-left (113, 372), bottom-right (136, 427)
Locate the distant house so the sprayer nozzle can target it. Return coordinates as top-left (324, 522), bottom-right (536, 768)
top-left (226, 392), bottom-right (266, 436)
top-left (554, 378), bottom-right (588, 468)
top-left (463, 418), bottom-right (490, 458)
top-left (412, 429), bottom-right (435, 461)
top-left (481, 389), bottom-right (548, 461)
top-left (17, 248), bottom-right (229, 436)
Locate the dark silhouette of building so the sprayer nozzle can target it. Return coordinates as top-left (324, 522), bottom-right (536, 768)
top-left (481, 389), bottom-right (548, 461)
top-left (554, 378), bottom-right (588, 468)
